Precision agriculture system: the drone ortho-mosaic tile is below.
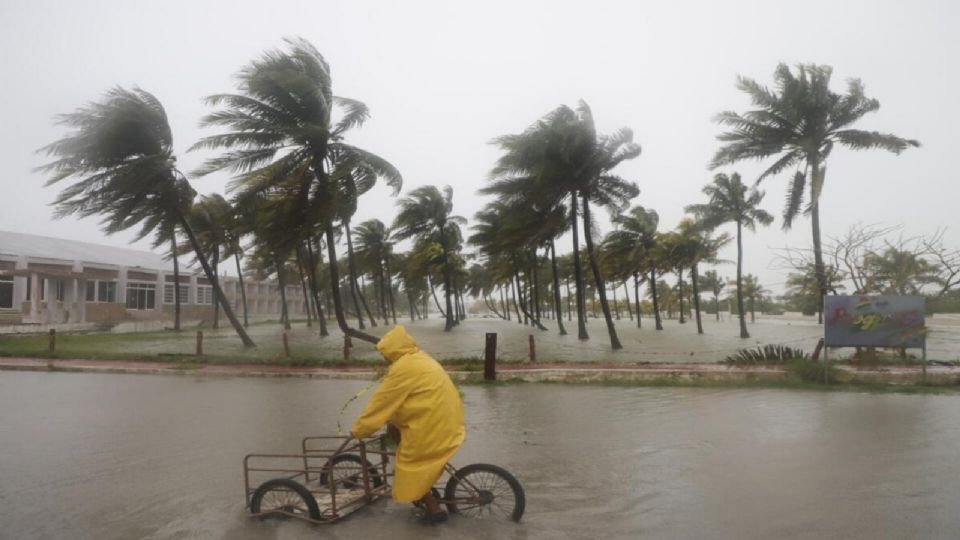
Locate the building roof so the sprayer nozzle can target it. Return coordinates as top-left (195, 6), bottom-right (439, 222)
top-left (0, 230), bottom-right (174, 271)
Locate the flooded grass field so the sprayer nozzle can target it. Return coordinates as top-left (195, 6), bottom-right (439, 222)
top-left (3, 314), bottom-right (960, 364)
top-left (2, 372), bottom-right (960, 539)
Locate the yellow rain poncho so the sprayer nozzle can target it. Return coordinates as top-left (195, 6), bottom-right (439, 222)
top-left (351, 325), bottom-right (465, 502)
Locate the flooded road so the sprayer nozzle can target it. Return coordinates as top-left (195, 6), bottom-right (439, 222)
top-left (2, 372), bottom-right (959, 539)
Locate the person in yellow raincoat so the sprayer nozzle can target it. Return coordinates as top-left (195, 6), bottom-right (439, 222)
top-left (351, 325), bottom-right (465, 522)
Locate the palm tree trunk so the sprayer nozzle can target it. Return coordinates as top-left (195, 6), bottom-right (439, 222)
top-left (406, 287), bottom-right (416, 321)
top-left (234, 252), bottom-right (248, 328)
top-left (171, 237), bottom-right (181, 331)
top-left (377, 261), bottom-right (389, 325)
top-left (581, 195), bottom-right (622, 350)
top-left (428, 276), bottom-right (446, 318)
top-left (714, 290), bottom-right (720, 321)
top-left (276, 259), bottom-right (291, 331)
top-left (212, 249), bottom-right (220, 329)
top-left (343, 221), bottom-right (374, 329)
top-left (677, 268), bottom-right (686, 324)
top-left (651, 269), bottom-right (663, 330)
top-left (384, 258), bottom-right (397, 324)
top-left (500, 286), bottom-right (509, 321)
top-left (570, 192), bottom-right (589, 340)
top-left (634, 272), bottom-right (642, 329)
top-left (305, 239), bottom-right (329, 337)
top-left (531, 253), bottom-right (542, 324)
top-left (692, 263), bottom-right (704, 335)
top-left (295, 251), bottom-right (312, 327)
top-left (736, 220), bottom-right (749, 339)
top-left (510, 279), bottom-right (522, 323)
top-left (178, 216), bottom-right (255, 347)
top-left (612, 286), bottom-right (620, 320)
top-left (623, 281), bottom-right (633, 321)
top-left (514, 272), bottom-right (547, 331)
top-left (565, 279), bottom-right (572, 321)
top-left (549, 240), bottom-right (567, 335)
top-left (323, 225), bottom-right (378, 344)
top-left (810, 158), bottom-right (827, 325)
top-left (439, 227), bottom-right (455, 332)
top-left (750, 294), bottom-right (756, 323)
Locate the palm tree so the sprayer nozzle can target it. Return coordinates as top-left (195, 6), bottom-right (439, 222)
top-left (38, 87), bottom-right (255, 347)
top-left (739, 274), bottom-right (770, 323)
top-left (187, 194), bottom-right (233, 329)
top-left (711, 63), bottom-right (919, 321)
top-left (485, 101), bottom-right (640, 349)
top-left (674, 219), bottom-right (731, 334)
top-left (866, 247), bottom-right (940, 295)
top-left (687, 173), bottom-right (773, 338)
top-left (393, 185), bottom-right (465, 331)
top-left (354, 219), bottom-right (397, 325)
top-left (192, 38), bottom-right (399, 345)
top-left (603, 205), bottom-right (660, 330)
top-left (699, 270), bottom-right (726, 321)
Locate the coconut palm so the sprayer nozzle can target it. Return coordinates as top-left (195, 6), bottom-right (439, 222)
top-left (393, 185), bottom-right (465, 331)
top-left (38, 87), bottom-right (255, 346)
top-left (485, 101), bottom-right (640, 349)
top-left (187, 194), bottom-right (234, 329)
top-left (192, 38), bottom-right (399, 345)
top-left (687, 173), bottom-right (773, 338)
top-left (353, 219), bottom-right (397, 325)
top-left (603, 205), bottom-right (660, 329)
top-left (699, 270), bottom-right (726, 321)
top-left (739, 274), bottom-right (770, 323)
top-left (866, 247), bottom-right (940, 295)
top-left (674, 219), bottom-right (731, 334)
top-left (711, 63), bottom-right (919, 321)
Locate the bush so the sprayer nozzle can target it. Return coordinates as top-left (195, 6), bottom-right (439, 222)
top-left (724, 344), bottom-right (809, 365)
top-left (786, 358), bottom-right (839, 384)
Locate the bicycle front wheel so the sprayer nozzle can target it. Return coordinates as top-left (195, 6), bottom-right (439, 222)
top-left (443, 463), bottom-right (525, 522)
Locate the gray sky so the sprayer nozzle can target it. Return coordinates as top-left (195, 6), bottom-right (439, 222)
top-left (1, 0), bottom-right (956, 294)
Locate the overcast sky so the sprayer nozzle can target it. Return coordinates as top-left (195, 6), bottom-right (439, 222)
top-left (1, 0), bottom-right (956, 294)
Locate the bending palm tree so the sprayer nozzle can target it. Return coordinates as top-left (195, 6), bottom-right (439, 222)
top-left (603, 206), bottom-right (660, 330)
top-left (192, 38), bottom-right (400, 345)
top-left (393, 186), bottom-right (465, 332)
top-left (687, 173), bottom-right (773, 338)
top-left (711, 63), bottom-right (918, 321)
top-left (37, 87), bottom-right (255, 346)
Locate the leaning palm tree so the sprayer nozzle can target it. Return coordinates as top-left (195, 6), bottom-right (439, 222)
top-left (187, 194), bottom-right (233, 329)
top-left (393, 185), bottom-right (465, 331)
top-left (191, 38), bottom-right (400, 345)
top-left (353, 219), bottom-right (397, 325)
top-left (674, 218), bottom-right (731, 334)
top-left (603, 205), bottom-right (660, 329)
top-left (687, 173), bottom-right (773, 338)
top-left (711, 63), bottom-right (919, 321)
top-left (37, 87), bottom-right (255, 347)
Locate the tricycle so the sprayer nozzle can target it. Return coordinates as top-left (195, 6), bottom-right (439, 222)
top-left (243, 433), bottom-right (525, 524)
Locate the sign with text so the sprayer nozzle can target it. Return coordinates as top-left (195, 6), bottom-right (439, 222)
top-left (824, 295), bottom-right (926, 348)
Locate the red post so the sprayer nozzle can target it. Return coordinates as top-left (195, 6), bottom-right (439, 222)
top-left (48, 328), bottom-right (56, 353)
top-left (528, 334), bottom-right (536, 364)
top-left (196, 330), bottom-right (203, 356)
top-left (282, 332), bottom-right (291, 357)
top-left (484, 333), bottom-right (497, 381)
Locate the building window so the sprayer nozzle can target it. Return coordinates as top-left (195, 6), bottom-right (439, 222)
top-left (85, 281), bottom-right (117, 303)
top-left (196, 285), bottom-right (214, 305)
top-left (126, 282), bottom-right (156, 310)
top-left (98, 282), bottom-right (117, 303)
top-left (163, 284), bottom-right (189, 304)
top-left (0, 276), bottom-right (12, 309)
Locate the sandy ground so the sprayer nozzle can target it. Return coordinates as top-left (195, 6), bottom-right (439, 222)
top-left (104, 312), bottom-right (960, 363)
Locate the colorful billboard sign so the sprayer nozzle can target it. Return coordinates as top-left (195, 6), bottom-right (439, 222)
top-left (824, 295), bottom-right (926, 348)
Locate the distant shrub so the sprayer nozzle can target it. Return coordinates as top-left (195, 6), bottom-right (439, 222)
top-left (724, 344), bottom-right (809, 365)
top-left (785, 358), bottom-right (839, 384)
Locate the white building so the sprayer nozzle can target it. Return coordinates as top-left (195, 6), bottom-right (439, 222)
top-left (0, 230), bottom-right (306, 326)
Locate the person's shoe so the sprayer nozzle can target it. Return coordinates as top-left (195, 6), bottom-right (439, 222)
top-left (421, 510), bottom-right (448, 524)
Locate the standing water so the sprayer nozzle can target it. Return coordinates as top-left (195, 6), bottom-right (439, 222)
top-left (1, 372), bottom-right (959, 539)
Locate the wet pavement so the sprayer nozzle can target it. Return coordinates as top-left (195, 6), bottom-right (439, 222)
top-left (2, 372), bottom-right (960, 539)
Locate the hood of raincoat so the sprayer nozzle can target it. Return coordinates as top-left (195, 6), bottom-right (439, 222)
top-left (377, 325), bottom-right (419, 363)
